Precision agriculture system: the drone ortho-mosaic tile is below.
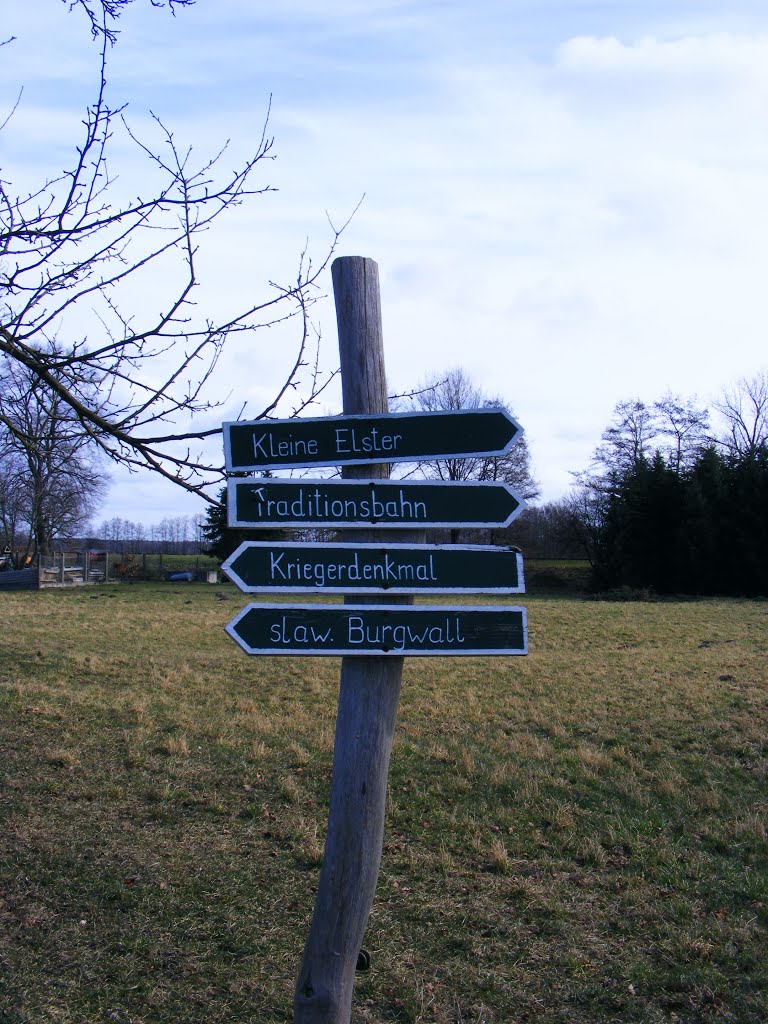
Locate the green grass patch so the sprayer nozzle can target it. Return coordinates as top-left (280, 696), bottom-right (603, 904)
top-left (1, 584), bottom-right (766, 1022)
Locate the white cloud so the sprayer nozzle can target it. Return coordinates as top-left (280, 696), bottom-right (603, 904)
top-left (557, 31), bottom-right (768, 83)
top-left (4, 4), bottom-right (768, 522)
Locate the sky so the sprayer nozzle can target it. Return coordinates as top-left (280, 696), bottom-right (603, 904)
top-left (3, 0), bottom-right (768, 527)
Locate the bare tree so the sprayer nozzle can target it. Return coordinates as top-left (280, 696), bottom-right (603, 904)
top-left (715, 370), bottom-right (768, 460)
top-left (654, 393), bottom-right (710, 474)
top-left (409, 367), bottom-right (540, 498)
top-left (591, 399), bottom-right (657, 482)
top-left (0, 355), bottom-right (108, 555)
top-left (0, 449), bottom-right (26, 549)
top-left (559, 484), bottom-right (609, 567)
top-left (1, 0), bottom-right (342, 508)
top-left (580, 393), bottom-right (712, 495)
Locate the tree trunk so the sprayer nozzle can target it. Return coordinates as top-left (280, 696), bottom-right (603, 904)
top-left (293, 257), bottom-right (422, 1023)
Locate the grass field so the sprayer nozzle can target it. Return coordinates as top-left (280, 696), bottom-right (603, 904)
top-left (1, 582), bottom-right (766, 1023)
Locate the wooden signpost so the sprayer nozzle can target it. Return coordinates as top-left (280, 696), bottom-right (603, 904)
top-left (221, 256), bottom-right (528, 1023)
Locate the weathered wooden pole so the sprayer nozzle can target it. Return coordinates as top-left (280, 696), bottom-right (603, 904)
top-left (293, 257), bottom-right (421, 1023)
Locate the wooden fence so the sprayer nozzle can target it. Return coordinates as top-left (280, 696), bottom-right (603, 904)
top-left (0, 552), bottom-right (220, 590)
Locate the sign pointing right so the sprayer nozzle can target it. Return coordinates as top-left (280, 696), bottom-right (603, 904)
top-left (224, 407), bottom-right (522, 472)
top-left (228, 477), bottom-right (525, 529)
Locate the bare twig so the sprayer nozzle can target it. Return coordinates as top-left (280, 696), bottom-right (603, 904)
top-left (2, 9), bottom-right (349, 510)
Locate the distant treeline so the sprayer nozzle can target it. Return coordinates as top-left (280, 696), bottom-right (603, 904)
top-left (38, 515), bottom-right (211, 555)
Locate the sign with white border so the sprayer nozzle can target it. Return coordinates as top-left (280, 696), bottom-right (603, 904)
top-left (223, 541), bottom-right (524, 595)
top-left (226, 603), bottom-right (528, 657)
top-left (228, 477), bottom-right (524, 530)
top-left (224, 408), bottom-right (522, 472)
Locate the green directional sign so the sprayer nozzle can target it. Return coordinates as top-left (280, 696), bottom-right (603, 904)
top-left (228, 478), bottom-right (523, 529)
top-left (223, 542), bottom-right (524, 594)
top-left (224, 409), bottom-right (522, 472)
top-left (226, 604), bottom-right (528, 657)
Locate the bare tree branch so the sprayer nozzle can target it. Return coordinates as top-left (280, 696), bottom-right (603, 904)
top-left (2, 3), bottom-right (346, 511)
top-left (65, 0), bottom-right (195, 45)
top-left (715, 370), bottom-right (768, 460)
top-left (406, 367), bottom-right (540, 500)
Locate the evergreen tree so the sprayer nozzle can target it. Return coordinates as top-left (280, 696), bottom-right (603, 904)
top-left (685, 447), bottom-right (730, 593)
top-left (726, 445), bottom-right (768, 595)
top-left (592, 454), bottom-right (687, 593)
top-left (588, 443), bottom-right (768, 596)
top-left (201, 482), bottom-right (285, 562)
top-left (576, 387), bottom-right (768, 596)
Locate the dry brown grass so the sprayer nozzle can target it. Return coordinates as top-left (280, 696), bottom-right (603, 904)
top-left (0, 584), bottom-right (766, 1023)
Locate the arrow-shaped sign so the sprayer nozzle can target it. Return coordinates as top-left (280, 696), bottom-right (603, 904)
top-left (224, 408), bottom-right (522, 472)
top-left (228, 478), bottom-right (524, 529)
top-left (226, 603), bottom-right (528, 657)
top-left (222, 541), bottom-right (525, 594)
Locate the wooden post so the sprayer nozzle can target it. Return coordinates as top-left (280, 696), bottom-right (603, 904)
top-left (293, 257), bottom-right (422, 1023)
